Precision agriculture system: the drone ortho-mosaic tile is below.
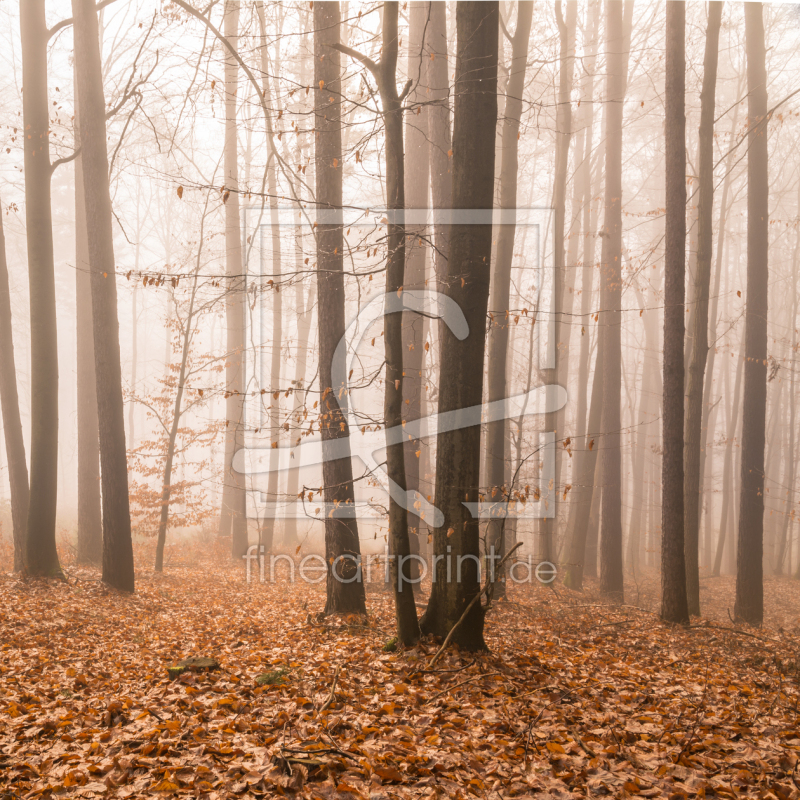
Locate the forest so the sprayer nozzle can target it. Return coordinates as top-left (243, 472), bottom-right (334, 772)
top-left (1, 0), bottom-right (800, 797)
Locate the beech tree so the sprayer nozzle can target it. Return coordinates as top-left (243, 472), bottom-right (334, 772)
top-left (420, 1), bottom-right (499, 649)
top-left (313, 0), bottom-right (366, 617)
top-left (660, 0), bottom-right (689, 625)
top-left (0, 208), bottom-right (29, 573)
top-left (73, 0), bottom-right (135, 592)
top-left (20, 0), bottom-right (63, 579)
top-left (735, 2), bottom-right (769, 625)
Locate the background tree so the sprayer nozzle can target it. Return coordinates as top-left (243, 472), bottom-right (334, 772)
top-left (0, 207), bottom-right (29, 573)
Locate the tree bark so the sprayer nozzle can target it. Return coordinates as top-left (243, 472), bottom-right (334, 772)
top-left (401, 0), bottom-right (431, 580)
top-left (715, 337), bottom-right (744, 576)
top-left (542, 0), bottom-right (576, 564)
top-left (426, 0), bottom-right (452, 290)
top-left (419, 1), bottom-right (499, 650)
top-left (484, 1), bottom-right (533, 593)
top-left (335, 1), bottom-right (420, 643)
top-left (660, 0), bottom-right (689, 624)
top-left (256, 1), bottom-right (282, 555)
top-left (20, 0), bottom-right (62, 579)
top-left (0, 208), bottom-right (29, 573)
top-left (73, 0), bottom-right (135, 592)
top-left (562, 337), bottom-right (603, 589)
top-left (313, 1), bottom-right (366, 617)
top-left (74, 98), bottom-right (103, 566)
top-left (598, 0), bottom-right (628, 601)
top-left (217, 0), bottom-right (249, 559)
top-left (735, 3), bottom-right (769, 625)
top-left (683, 1), bottom-right (722, 617)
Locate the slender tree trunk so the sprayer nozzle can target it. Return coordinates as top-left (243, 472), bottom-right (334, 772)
top-left (485, 1), bottom-right (533, 592)
top-left (401, 0), bottom-right (431, 579)
top-left (74, 95), bottom-right (103, 566)
top-left (562, 338), bottom-right (603, 589)
top-left (257, 2), bottom-right (282, 555)
top-left (419, 1), bottom-right (499, 650)
top-left (598, 0), bottom-right (628, 601)
top-left (735, 3), bottom-right (769, 625)
top-left (155, 243), bottom-right (204, 572)
top-left (313, 1), bottom-right (366, 616)
top-left (218, 0), bottom-right (249, 559)
top-left (73, 0), bottom-right (135, 592)
top-left (774, 194), bottom-right (800, 575)
top-left (715, 342), bottom-right (744, 576)
top-left (426, 0), bottom-right (452, 291)
top-left (542, 0), bottom-right (577, 563)
top-left (660, 0), bottom-right (689, 624)
top-left (0, 208), bottom-right (29, 573)
top-left (683, 1), bottom-right (722, 617)
top-left (335, 1), bottom-right (420, 643)
top-left (20, 0), bottom-right (62, 579)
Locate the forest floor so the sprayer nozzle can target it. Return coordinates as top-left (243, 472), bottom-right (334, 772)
top-left (2, 542), bottom-right (800, 799)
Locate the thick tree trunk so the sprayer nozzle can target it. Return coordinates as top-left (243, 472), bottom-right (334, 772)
top-left (313, 1), bottom-right (366, 617)
top-left (419, 1), bottom-right (499, 650)
top-left (660, 0), bottom-right (689, 624)
top-left (484, 1), bottom-right (532, 593)
top-left (73, 0), bottom-right (135, 592)
top-left (74, 105), bottom-right (102, 566)
top-left (217, 0), bottom-right (249, 559)
top-left (735, 3), bottom-right (769, 625)
top-left (683, 1), bottom-right (722, 617)
top-left (20, 0), bottom-right (62, 579)
top-left (598, 0), bottom-right (628, 601)
top-left (0, 209), bottom-right (29, 573)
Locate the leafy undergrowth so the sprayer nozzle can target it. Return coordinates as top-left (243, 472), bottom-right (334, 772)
top-left (2, 546), bottom-right (800, 799)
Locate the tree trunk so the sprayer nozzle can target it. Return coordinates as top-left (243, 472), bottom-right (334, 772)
top-left (542, 0), bottom-right (576, 564)
top-left (313, 1), bottom-right (366, 617)
top-left (715, 340), bottom-right (744, 576)
top-left (419, 1), bottom-right (499, 650)
top-left (74, 97), bottom-right (103, 566)
top-left (217, 0), bottom-right (249, 559)
top-left (598, 0), bottom-right (628, 601)
top-left (774, 190), bottom-right (800, 575)
top-left (335, 1), bottom-right (420, 643)
top-left (0, 208), bottom-right (29, 573)
top-left (562, 337), bottom-right (603, 590)
top-left (401, 0), bottom-right (431, 579)
top-left (735, 3), bottom-right (769, 625)
top-left (660, 0), bottom-right (689, 624)
top-left (73, 0), bottom-right (135, 592)
top-left (484, 1), bottom-right (532, 593)
top-left (20, 0), bottom-right (62, 579)
top-left (257, 1), bottom-right (282, 555)
top-left (683, 1), bottom-right (722, 617)
top-left (426, 0), bottom-right (452, 290)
